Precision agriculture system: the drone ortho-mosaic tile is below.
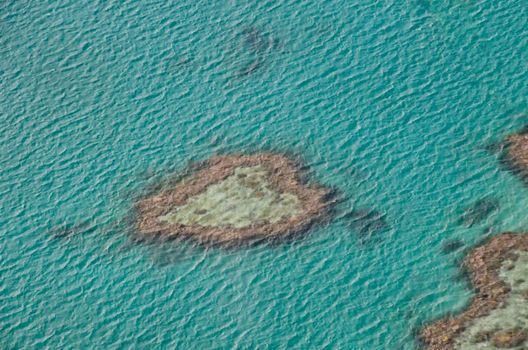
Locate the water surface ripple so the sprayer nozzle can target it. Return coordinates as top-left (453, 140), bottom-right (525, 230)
top-left (1, 0), bottom-right (527, 348)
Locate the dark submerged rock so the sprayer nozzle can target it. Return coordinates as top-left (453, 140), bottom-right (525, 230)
top-left (442, 239), bottom-right (464, 254)
top-left (341, 208), bottom-right (390, 243)
top-left (519, 124), bottom-right (528, 135)
top-left (459, 197), bottom-right (499, 227)
top-left (481, 225), bottom-right (496, 238)
top-left (453, 270), bottom-right (470, 284)
top-left (50, 221), bottom-right (95, 238)
top-left (347, 167), bottom-right (368, 181)
top-left (236, 58), bottom-right (264, 77)
top-left (480, 140), bottom-right (505, 155)
top-left (235, 26), bottom-right (282, 78)
top-left (241, 26), bottom-right (278, 53)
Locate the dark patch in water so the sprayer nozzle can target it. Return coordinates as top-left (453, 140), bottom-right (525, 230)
top-left (480, 140), bottom-right (505, 155)
top-left (236, 58), bottom-right (264, 77)
top-left (498, 152), bottom-right (526, 182)
top-left (50, 221), bottom-right (95, 239)
top-left (321, 187), bottom-right (343, 204)
top-left (340, 208), bottom-right (390, 244)
top-left (351, 167), bottom-right (368, 180)
top-left (453, 270), bottom-right (469, 284)
top-left (241, 26), bottom-right (279, 53)
top-left (441, 239), bottom-right (464, 254)
top-left (234, 26), bottom-right (282, 78)
top-left (458, 197), bottom-right (499, 227)
top-left (153, 252), bottom-right (185, 267)
top-left (479, 226), bottom-right (494, 240)
top-left (518, 124), bottom-right (528, 135)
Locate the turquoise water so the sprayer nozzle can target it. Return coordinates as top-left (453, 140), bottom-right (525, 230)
top-left (1, 0), bottom-right (527, 348)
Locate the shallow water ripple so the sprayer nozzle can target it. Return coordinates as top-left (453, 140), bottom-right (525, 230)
top-left (1, 0), bottom-right (528, 348)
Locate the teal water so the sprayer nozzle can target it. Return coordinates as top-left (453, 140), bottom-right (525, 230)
top-left (1, 0), bottom-right (527, 348)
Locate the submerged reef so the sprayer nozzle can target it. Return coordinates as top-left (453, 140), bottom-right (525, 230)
top-left (50, 221), bottom-right (95, 239)
top-left (339, 208), bottom-right (390, 244)
top-left (459, 198), bottom-right (500, 227)
top-left (442, 239), bottom-right (465, 254)
top-left (503, 130), bottom-right (528, 182)
top-left (135, 153), bottom-right (336, 246)
top-left (421, 232), bottom-right (528, 350)
top-left (235, 26), bottom-right (282, 78)
top-left (241, 26), bottom-right (279, 53)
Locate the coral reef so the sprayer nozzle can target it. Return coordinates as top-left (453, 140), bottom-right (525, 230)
top-left (135, 153), bottom-right (336, 246)
top-left (502, 128), bottom-right (528, 181)
top-left (421, 233), bottom-right (528, 349)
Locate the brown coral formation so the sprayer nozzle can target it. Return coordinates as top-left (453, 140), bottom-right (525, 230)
top-left (420, 233), bottom-right (528, 349)
top-left (503, 131), bottom-right (528, 180)
top-left (135, 153), bottom-right (336, 246)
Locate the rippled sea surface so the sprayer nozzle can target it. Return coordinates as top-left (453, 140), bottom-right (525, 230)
top-left (1, 0), bottom-right (528, 348)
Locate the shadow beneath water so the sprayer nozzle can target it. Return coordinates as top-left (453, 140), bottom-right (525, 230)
top-left (233, 26), bottom-right (283, 78)
top-left (50, 221), bottom-right (97, 239)
top-left (338, 207), bottom-right (391, 245)
top-left (458, 197), bottom-right (499, 228)
top-left (441, 239), bottom-right (464, 254)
